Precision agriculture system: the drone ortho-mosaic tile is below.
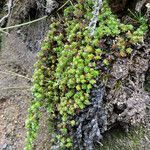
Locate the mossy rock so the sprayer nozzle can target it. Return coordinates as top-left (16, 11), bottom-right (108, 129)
top-left (96, 126), bottom-right (150, 150)
top-left (25, 0), bottom-right (148, 149)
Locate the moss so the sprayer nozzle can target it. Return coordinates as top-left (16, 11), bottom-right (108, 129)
top-left (96, 126), bottom-right (149, 150)
top-left (25, 0), bottom-right (148, 149)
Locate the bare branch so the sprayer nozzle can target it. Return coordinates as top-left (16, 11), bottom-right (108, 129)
top-left (0, 86), bottom-right (31, 90)
top-left (0, 70), bottom-right (31, 81)
top-left (1, 15), bottom-right (47, 31)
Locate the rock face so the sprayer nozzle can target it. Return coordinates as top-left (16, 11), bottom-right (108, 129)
top-left (106, 49), bottom-right (150, 128)
top-left (0, 0), bottom-right (150, 150)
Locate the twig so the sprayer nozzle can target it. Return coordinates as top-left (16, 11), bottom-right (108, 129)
top-left (0, 86), bottom-right (31, 90)
top-left (0, 29), bottom-right (10, 35)
top-left (57, 0), bottom-right (73, 12)
top-left (56, 12), bottom-right (61, 21)
top-left (0, 15), bottom-right (47, 31)
top-left (0, 70), bottom-right (31, 81)
top-left (0, 0), bottom-right (13, 25)
top-left (69, 0), bottom-right (73, 6)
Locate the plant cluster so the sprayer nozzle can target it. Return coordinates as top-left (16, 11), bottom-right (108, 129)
top-left (25, 0), bottom-right (148, 149)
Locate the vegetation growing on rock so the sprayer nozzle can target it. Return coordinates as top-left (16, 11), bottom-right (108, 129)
top-left (25, 0), bottom-right (148, 149)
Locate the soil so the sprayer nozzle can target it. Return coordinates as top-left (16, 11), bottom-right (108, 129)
top-left (0, 29), bottom-right (48, 149)
top-left (0, 0), bottom-right (50, 149)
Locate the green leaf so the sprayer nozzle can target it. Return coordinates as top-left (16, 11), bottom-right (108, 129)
top-left (76, 85), bottom-right (81, 91)
top-left (87, 84), bottom-right (92, 90)
top-left (90, 79), bottom-right (96, 85)
top-left (70, 120), bottom-right (76, 126)
top-left (103, 59), bottom-right (109, 66)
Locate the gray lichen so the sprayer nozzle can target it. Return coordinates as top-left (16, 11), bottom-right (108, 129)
top-left (74, 80), bottom-right (107, 150)
top-left (88, 0), bottom-right (103, 35)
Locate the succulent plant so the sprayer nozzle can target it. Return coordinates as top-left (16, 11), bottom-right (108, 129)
top-left (25, 0), bottom-right (148, 149)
